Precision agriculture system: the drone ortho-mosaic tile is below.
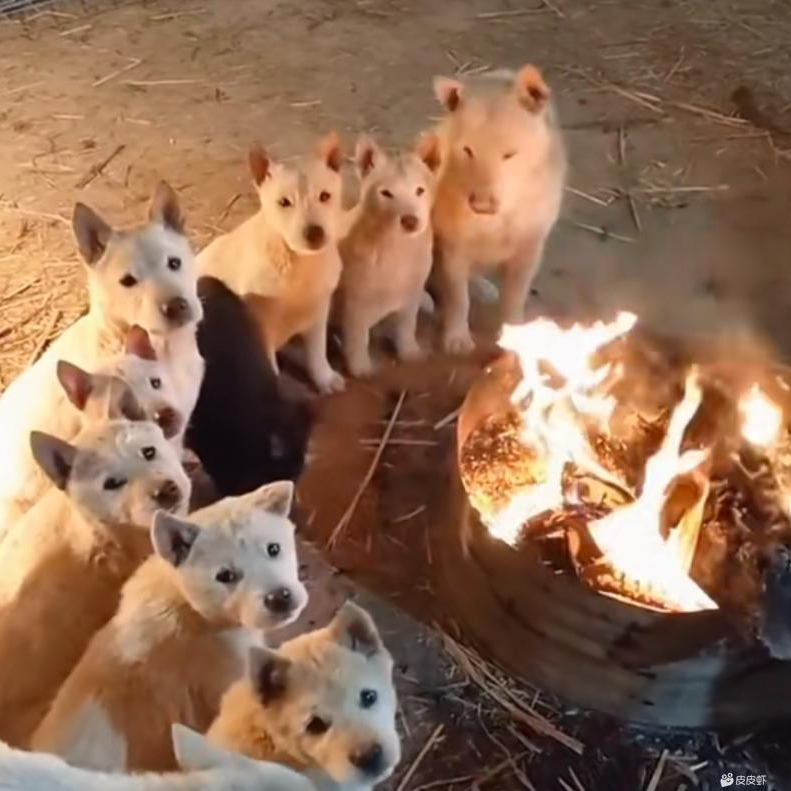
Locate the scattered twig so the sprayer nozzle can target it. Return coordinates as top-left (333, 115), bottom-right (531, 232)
top-left (92, 58), bottom-right (143, 88)
top-left (124, 79), bottom-right (201, 87)
top-left (645, 750), bottom-right (669, 791)
top-left (566, 220), bottom-right (635, 244)
top-left (60, 23), bottom-right (92, 36)
top-left (75, 144), bottom-right (126, 189)
top-left (564, 186), bottom-right (612, 207)
top-left (434, 405), bottom-right (462, 431)
top-left (217, 193), bottom-right (241, 225)
top-left (327, 390), bottom-right (406, 548)
top-left (476, 8), bottom-right (551, 20)
top-left (542, 0), bottom-right (565, 18)
top-left (393, 723), bottom-right (445, 791)
top-left (149, 8), bottom-right (207, 21)
top-left (391, 505), bottom-right (427, 524)
top-left (442, 633), bottom-right (584, 754)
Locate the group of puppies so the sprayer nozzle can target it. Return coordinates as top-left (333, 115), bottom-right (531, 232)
top-left (0, 61), bottom-right (566, 789)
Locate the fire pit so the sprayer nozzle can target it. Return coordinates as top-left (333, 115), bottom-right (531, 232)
top-left (436, 314), bottom-right (791, 728)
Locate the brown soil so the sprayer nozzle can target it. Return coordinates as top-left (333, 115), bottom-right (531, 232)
top-left (3, 0), bottom-right (791, 788)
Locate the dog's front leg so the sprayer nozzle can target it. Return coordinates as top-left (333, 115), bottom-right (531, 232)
top-left (304, 298), bottom-right (345, 394)
top-left (499, 234), bottom-right (546, 326)
top-left (342, 301), bottom-right (376, 378)
top-left (394, 292), bottom-right (424, 362)
top-left (437, 245), bottom-right (474, 355)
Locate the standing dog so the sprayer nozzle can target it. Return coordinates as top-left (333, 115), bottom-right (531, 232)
top-left (0, 418), bottom-right (189, 747)
top-left (198, 135), bottom-right (345, 393)
top-left (0, 183), bottom-right (203, 532)
top-left (32, 481), bottom-right (308, 772)
top-left (337, 135), bottom-right (440, 377)
top-left (0, 724), bottom-right (315, 791)
top-left (429, 64), bottom-right (566, 352)
top-left (208, 603), bottom-right (400, 791)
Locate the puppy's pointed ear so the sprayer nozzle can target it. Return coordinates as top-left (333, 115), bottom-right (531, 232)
top-left (151, 512), bottom-right (199, 567)
top-left (249, 143), bottom-right (273, 187)
top-left (113, 382), bottom-right (147, 423)
top-left (354, 135), bottom-right (383, 179)
top-left (433, 75), bottom-right (464, 112)
top-left (328, 602), bottom-right (384, 658)
top-left (243, 480), bottom-right (294, 518)
top-left (415, 131), bottom-right (442, 174)
top-left (317, 132), bottom-right (344, 173)
top-left (248, 646), bottom-right (292, 705)
top-left (149, 181), bottom-right (185, 233)
top-left (514, 64), bottom-right (550, 113)
top-left (56, 361), bottom-right (95, 411)
top-left (30, 432), bottom-right (77, 490)
top-left (72, 203), bottom-right (112, 265)
top-left (172, 724), bottom-right (245, 771)
top-left (125, 325), bottom-right (158, 361)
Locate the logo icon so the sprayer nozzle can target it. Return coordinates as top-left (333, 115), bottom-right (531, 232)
top-left (721, 774), bottom-right (734, 788)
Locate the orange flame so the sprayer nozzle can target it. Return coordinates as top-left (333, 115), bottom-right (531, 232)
top-left (739, 384), bottom-right (782, 448)
top-left (587, 371), bottom-right (715, 611)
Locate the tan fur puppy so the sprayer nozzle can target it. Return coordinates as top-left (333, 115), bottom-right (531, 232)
top-left (0, 183), bottom-right (203, 533)
top-left (32, 481), bottom-right (308, 773)
top-left (0, 724), bottom-right (315, 791)
top-left (208, 603), bottom-right (400, 791)
top-left (429, 64), bottom-right (567, 353)
top-left (337, 135), bottom-right (440, 377)
top-left (0, 419), bottom-right (189, 747)
top-left (198, 136), bottom-right (345, 393)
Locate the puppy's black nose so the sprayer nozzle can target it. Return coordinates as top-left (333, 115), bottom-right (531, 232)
top-left (154, 406), bottom-right (181, 440)
top-left (303, 224), bottom-right (326, 249)
top-left (153, 480), bottom-right (181, 510)
top-left (264, 587), bottom-right (293, 615)
top-left (350, 744), bottom-right (384, 777)
top-left (161, 297), bottom-right (192, 326)
top-left (400, 214), bottom-right (419, 232)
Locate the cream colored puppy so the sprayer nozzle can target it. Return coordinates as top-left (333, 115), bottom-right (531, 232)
top-left (429, 64), bottom-right (567, 353)
top-left (0, 183), bottom-right (203, 533)
top-left (208, 603), bottom-right (400, 791)
top-left (198, 136), bottom-right (345, 393)
top-left (32, 481), bottom-right (308, 773)
top-left (338, 134), bottom-right (440, 377)
top-left (0, 724), bottom-right (316, 791)
top-left (0, 419), bottom-right (189, 747)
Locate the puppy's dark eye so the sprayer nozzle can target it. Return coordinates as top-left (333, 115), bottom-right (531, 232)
top-left (319, 191), bottom-right (331, 203)
top-left (463, 145), bottom-right (474, 159)
top-left (150, 377), bottom-right (162, 390)
top-left (215, 567), bottom-right (242, 585)
top-left (141, 446), bottom-right (156, 461)
top-left (103, 476), bottom-right (127, 491)
top-left (119, 274), bottom-right (138, 288)
top-left (167, 256), bottom-right (182, 271)
top-left (278, 197), bottom-right (293, 208)
top-left (416, 186), bottom-right (425, 196)
top-left (306, 716), bottom-right (331, 735)
top-left (359, 689), bottom-right (378, 709)
top-left (503, 151), bottom-right (517, 160)
top-left (267, 543), bottom-right (281, 558)
top-left (380, 189), bottom-right (394, 199)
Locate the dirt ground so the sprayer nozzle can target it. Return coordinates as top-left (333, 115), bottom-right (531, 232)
top-left (2, 0), bottom-right (791, 788)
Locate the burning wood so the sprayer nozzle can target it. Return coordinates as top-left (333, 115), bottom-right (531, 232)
top-left (460, 313), bottom-right (791, 617)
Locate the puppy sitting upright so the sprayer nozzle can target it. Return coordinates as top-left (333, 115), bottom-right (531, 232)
top-left (32, 481), bottom-right (308, 773)
top-left (0, 416), bottom-right (189, 747)
top-left (198, 135), bottom-right (345, 393)
top-left (208, 603), bottom-right (401, 791)
top-left (0, 183), bottom-right (203, 533)
top-left (429, 64), bottom-right (567, 353)
top-left (338, 134), bottom-right (440, 377)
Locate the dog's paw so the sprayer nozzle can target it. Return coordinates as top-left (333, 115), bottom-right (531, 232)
top-left (398, 341), bottom-right (425, 362)
top-left (316, 369), bottom-right (346, 394)
top-left (443, 330), bottom-right (475, 355)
